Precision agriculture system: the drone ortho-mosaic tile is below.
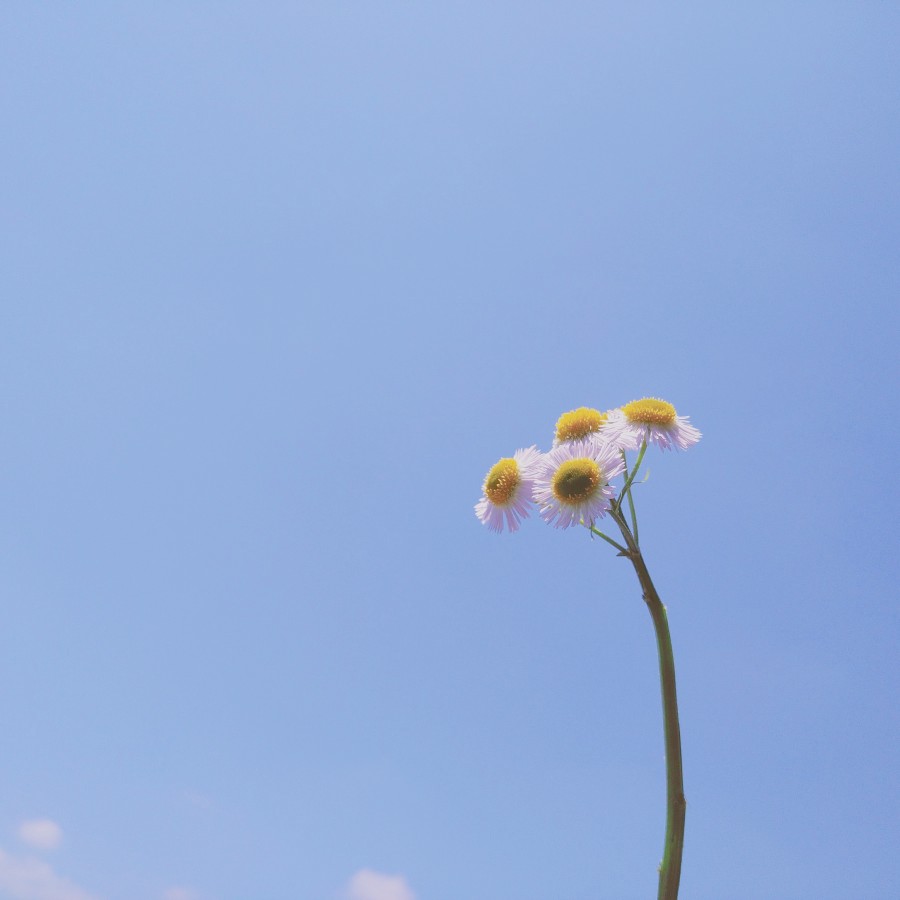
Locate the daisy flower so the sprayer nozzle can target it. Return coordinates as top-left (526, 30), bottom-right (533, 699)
top-left (474, 446), bottom-right (543, 533)
top-left (533, 439), bottom-right (625, 529)
top-left (552, 406), bottom-right (612, 447)
top-left (603, 398), bottom-right (701, 451)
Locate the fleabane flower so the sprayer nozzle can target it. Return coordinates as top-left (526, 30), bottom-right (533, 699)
top-left (552, 406), bottom-right (611, 447)
top-left (604, 398), bottom-right (701, 451)
top-left (533, 440), bottom-right (625, 529)
top-left (475, 446), bottom-right (543, 533)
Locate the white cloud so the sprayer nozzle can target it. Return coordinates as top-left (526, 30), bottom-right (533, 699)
top-left (345, 869), bottom-right (416, 900)
top-left (0, 849), bottom-right (100, 900)
top-left (16, 822), bottom-right (62, 853)
top-left (161, 889), bottom-right (198, 900)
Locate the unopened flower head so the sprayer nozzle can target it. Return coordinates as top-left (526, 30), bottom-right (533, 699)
top-left (604, 398), bottom-right (701, 451)
top-left (533, 440), bottom-right (625, 529)
top-left (552, 406), bottom-right (610, 447)
top-left (475, 446), bottom-right (543, 533)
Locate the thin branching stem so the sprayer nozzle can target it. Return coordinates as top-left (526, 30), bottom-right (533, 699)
top-left (608, 506), bottom-right (686, 899)
top-left (620, 451), bottom-right (640, 545)
top-left (587, 522), bottom-right (629, 554)
top-left (614, 441), bottom-right (648, 516)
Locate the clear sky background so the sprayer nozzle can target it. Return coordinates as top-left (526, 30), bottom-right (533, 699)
top-left (1, 4), bottom-right (898, 900)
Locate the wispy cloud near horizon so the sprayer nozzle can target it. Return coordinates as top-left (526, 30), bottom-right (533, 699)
top-left (0, 848), bottom-right (100, 900)
top-left (161, 888), bottom-right (200, 900)
top-left (17, 821), bottom-right (63, 853)
top-left (344, 869), bottom-right (416, 900)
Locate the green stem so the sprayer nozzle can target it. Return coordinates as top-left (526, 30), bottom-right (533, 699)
top-left (620, 451), bottom-right (640, 545)
top-left (587, 523), bottom-right (629, 555)
top-left (613, 512), bottom-right (686, 900)
top-left (614, 441), bottom-right (648, 516)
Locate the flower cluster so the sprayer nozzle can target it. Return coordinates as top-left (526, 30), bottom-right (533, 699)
top-left (475, 397), bottom-right (700, 532)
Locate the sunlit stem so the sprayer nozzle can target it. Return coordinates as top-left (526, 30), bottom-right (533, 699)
top-left (620, 451), bottom-right (640, 545)
top-left (614, 440), bottom-right (648, 517)
top-left (609, 507), bottom-right (686, 900)
top-left (586, 522), bottom-right (628, 555)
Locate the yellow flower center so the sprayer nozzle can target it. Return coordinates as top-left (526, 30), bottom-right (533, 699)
top-left (483, 458), bottom-right (520, 505)
top-left (552, 458), bottom-right (602, 505)
top-left (555, 407), bottom-right (608, 443)
top-left (622, 398), bottom-right (677, 427)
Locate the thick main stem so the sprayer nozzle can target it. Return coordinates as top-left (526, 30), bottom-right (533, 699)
top-left (614, 513), bottom-right (686, 899)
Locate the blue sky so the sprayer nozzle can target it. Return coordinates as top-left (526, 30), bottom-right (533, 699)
top-left (1, 3), bottom-right (898, 899)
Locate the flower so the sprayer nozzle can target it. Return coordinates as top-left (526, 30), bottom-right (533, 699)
top-left (552, 406), bottom-right (612, 447)
top-left (603, 398), bottom-right (701, 451)
top-left (475, 446), bottom-right (543, 533)
top-left (533, 439), bottom-right (625, 529)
